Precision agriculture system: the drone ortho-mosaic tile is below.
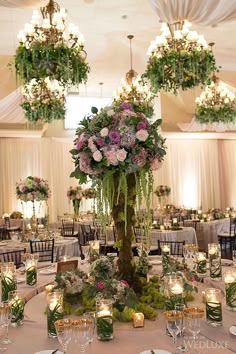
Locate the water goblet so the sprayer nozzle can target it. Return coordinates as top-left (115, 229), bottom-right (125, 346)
top-left (183, 307), bottom-right (204, 354)
top-left (54, 318), bottom-right (72, 354)
top-left (0, 302), bottom-right (12, 344)
top-left (175, 303), bottom-right (188, 352)
top-left (83, 312), bottom-right (96, 343)
top-left (72, 318), bottom-right (92, 353)
top-left (0, 322), bottom-right (6, 353)
top-left (164, 310), bottom-right (183, 354)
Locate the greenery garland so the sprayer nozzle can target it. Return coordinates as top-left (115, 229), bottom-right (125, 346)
top-left (195, 105), bottom-right (236, 124)
top-left (144, 49), bottom-right (216, 94)
top-left (14, 43), bottom-right (90, 87)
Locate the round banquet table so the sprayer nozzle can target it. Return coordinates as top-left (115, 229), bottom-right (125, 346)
top-left (4, 259), bottom-right (236, 354)
top-left (0, 237), bottom-right (79, 262)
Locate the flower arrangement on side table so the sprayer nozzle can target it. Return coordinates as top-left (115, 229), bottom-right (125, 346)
top-left (154, 185), bottom-right (171, 197)
top-left (83, 188), bottom-right (96, 199)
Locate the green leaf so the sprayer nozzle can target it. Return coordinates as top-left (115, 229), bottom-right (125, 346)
top-left (91, 106), bottom-right (98, 114)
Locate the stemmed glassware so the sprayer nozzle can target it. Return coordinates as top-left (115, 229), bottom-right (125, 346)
top-left (183, 307), bottom-right (204, 354)
top-left (54, 319), bottom-right (72, 354)
top-left (72, 318), bottom-right (92, 353)
top-left (83, 312), bottom-right (96, 343)
top-left (164, 310), bottom-right (183, 354)
top-left (175, 303), bottom-right (188, 352)
top-left (0, 302), bottom-right (12, 345)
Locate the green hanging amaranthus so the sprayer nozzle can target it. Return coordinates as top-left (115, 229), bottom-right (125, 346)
top-left (70, 101), bottom-right (166, 287)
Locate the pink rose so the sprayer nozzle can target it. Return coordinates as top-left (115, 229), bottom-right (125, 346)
top-left (92, 150), bottom-right (103, 162)
top-left (116, 148), bottom-right (127, 162)
top-left (96, 282), bottom-right (104, 290)
top-left (120, 280), bottom-right (129, 287)
top-left (96, 137), bottom-right (103, 147)
top-left (150, 158), bottom-right (162, 171)
top-left (100, 127), bottom-right (109, 137)
top-left (135, 129), bottom-right (149, 141)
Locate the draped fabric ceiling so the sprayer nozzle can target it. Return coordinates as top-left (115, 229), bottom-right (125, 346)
top-left (0, 0), bottom-right (47, 8)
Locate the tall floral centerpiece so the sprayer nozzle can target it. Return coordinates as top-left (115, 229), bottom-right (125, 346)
top-left (67, 186), bottom-right (83, 219)
top-left (70, 101), bottom-right (166, 286)
top-left (154, 185), bottom-right (171, 209)
top-left (16, 176), bottom-right (51, 229)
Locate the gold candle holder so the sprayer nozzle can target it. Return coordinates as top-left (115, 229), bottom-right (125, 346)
top-left (133, 312), bottom-right (144, 328)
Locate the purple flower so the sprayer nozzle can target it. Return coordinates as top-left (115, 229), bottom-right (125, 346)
top-left (108, 130), bottom-right (120, 143)
top-left (120, 102), bottom-right (132, 110)
top-left (136, 121), bottom-right (147, 130)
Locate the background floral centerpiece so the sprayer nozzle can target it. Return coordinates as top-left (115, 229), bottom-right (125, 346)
top-left (66, 186), bottom-right (83, 218)
top-left (70, 100), bottom-right (166, 287)
top-left (154, 185), bottom-right (171, 197)
top-left (83, 187), bottom-right (96, 199)
top-left (55, 269), bottom-right (87, 304)
top-left (16, 176), bottom-right (51, 202)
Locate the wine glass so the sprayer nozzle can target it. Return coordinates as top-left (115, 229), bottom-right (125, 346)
top-left (184, 307), bottom-right (204, 354)
top-left (72, 318), bottom-right (92, 353)
top-left (0, 322), bottom-right (6, 353)
top-left (164, 310), bottom-right (183, 354)
top-left (0, 302), bottom-right (12, 345)
top-left (83, 312), bottom-right (96, 343)
top-left (175, 303), bottom-right (188, 352)
top-left (54, 319), bottom-right (72, 354)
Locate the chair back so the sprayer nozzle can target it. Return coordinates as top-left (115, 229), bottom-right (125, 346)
top-left (0, 226), bottom-right (7, 240)
top-left (4, 217), bottom-right (10, 228)
top-left (30, 239), bottom-right (55, 263)
top-left (158, 240), bottom-right (185, 256)
top-left (0, 248), bottom-right (26, 269)
top-left (80, 224), bottom-right (95, 244)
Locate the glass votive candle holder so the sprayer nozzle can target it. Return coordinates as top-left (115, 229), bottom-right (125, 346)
top-left (196, 252), bottom-right (207, 276)
top-left (46, 290), bottom-right (64, 338)
top-left (25, 257), bottom-right (37, 286)
top-left (1, 263), bottom-right (17, 301)
top-left (96, 299), bottom-right (113, 341)
top-left (205, 288), bottom-right (222, 327)
top-left (133, 312), bottom-right (144, 328)
top-left (208, 243), bottom-right (222, 281)
top-left (8, 290), bottom-right (25, 327)
top-left (224, 269), bottom-right (236, 311)
top-left (161, 244), bottom-right (171, 272)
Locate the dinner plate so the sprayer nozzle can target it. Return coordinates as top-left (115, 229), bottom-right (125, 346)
top-left (229, 326), bottom-right (236, 336)
top-left (140, 350), bottom-right (171, 354)
top-left (149, 259), bottom-right (162, 265)
top-left (39, 268), bottom-right (56, 275)
top-left (35, 350), bottom-right (63, 354)
top-left (16, 277), bottom-right (25, 284)
top-left (221, 259), bottom-right (233, 266)
top-left (0, 242), bottom-right (8, 246)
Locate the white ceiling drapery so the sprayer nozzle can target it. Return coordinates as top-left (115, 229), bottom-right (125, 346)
top-left (149, 0), bottom-right (236, 25)
top-left (0, 88), bottom-right (25, 123)
top-left (0, 0), bottom-right (47, 8)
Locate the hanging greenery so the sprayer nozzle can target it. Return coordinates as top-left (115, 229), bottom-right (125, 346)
top-left (70, 101), bottom-right (166, 287)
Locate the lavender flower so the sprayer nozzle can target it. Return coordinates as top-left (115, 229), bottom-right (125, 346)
top-left (109, 130), bottom-right (120, 143)
top-left (136, 121), bottom-right (147, 130)
top-left (120, 101), bottom-right (132, 110)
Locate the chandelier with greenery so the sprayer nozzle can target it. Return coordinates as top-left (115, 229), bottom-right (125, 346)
top-left (14, 0), bottom-right (90, 123)
top-left (195, 74), bottom-right (236, 124)
top-left (113, 35), bottom-right (155, 118)
top-left (144, 20), bottom-right (216, 94)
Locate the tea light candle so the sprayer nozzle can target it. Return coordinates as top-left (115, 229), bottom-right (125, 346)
top-left (89, 240), bottom-right (100, 252)
top-left (170, 283), bottom-right (183, 295)
top-left (97, 306), bottom-right (111, 317)
top-left (208, 244), bottom-right (218, 255)
top-left (160, 225), bottom-right (165, 231)
top-left (202, 291), bottom-right (206, 303)
top-left (63, 255), bottom-right (69, 262)
top-left (198, 210), bottom-right (202, 215)
top-left (226, 207), bottom-right (230, 211)
top-left (224, 273), bottom-right (236, 284)
top-left (173, 218), bottom-right (178, 224)
top-left (205, 288), bottom-right (222, 327)
top-left (45, 284), bottom-right (55, 293)
top-left (133, 312), bottom-right (144, 328)
top-left (197, 253), bottom-right (206, 262)
top-left (162, 245), bottom-right (170, 253)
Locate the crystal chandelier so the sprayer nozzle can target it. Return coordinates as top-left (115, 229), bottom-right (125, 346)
top-left (195, 74), bottom-right (236, 124)
top-left (144, 20), bottom-right (216, 94)
top-left (14, 0), bottom-right (90, 123)
top-left (113, 35), bottom-right (155, 118)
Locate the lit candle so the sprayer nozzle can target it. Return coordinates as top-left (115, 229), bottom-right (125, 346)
top-left (170, 283), bottom-right (183, 295)
top-left (162, 245), bottom-right (170, 253)
top-left (224, 274), bottom-right (235, 284)
top-left (208, 245), bottom-right (218, 255)
top-left (173, 218), bottom-right (178, 224)
top-left (224, 271), bottom-right (236, 310)
top-left (197, 253), bottom-right (206, 262)
top-left (133, 312), bottom-right (144, 328)
top-left (160, 225), bottom-right (165, 231)
top-left (205, 288), bottom-right (222, 326)
top-left (45, 284), bottom-right (55, 294)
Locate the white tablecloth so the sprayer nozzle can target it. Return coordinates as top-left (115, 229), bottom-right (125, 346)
top-left (0, 237), bottom-right (79, 262)
top-left (196, 218), bottom-right (230, 251)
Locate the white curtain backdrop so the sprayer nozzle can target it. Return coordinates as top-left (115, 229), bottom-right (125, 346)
top-left (0, 137), bottom-right (235, 221)
top-left (149, 0), bottom-right (236, 25)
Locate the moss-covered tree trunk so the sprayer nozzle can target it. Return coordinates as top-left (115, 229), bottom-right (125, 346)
top-left (112, 172), bottom-right (138, 288)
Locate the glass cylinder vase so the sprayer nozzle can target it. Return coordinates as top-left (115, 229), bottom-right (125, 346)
top-left (224, 270), bottom-right (236, 311)
top-left (46, 290), bottom-right (64, 338)
top-left (205, 288), bottom-right (222, 327)
top-left (208, 243), bottom-right (222, 281)
top-left (161, 244), bottom-right (171, 273)
top-left (196, 252), bottom-right (207, 276)
top-left (164, 275), bottom-right (184, 311)
top-left (8, 290), bottom-right (25, 326)
top-left (96, 299), bottom-right (113, 341)
top-left (1, 264), bottom-right (17, 301)
top-left (25, 257), bottom-right (37, 286)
